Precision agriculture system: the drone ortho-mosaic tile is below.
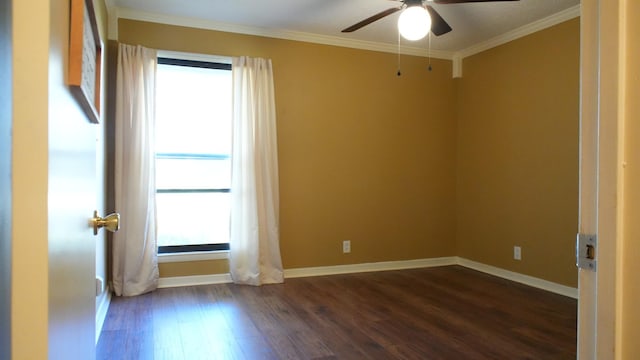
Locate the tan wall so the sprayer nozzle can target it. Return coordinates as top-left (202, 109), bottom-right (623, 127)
top-left (118, 19), bottom-right (458, 276)
top-left (621, 0), bottom-right (640, 357)
top-left (118, 19), bottom-right (579, 288)
top-left (161, 259), bottom-right (230, 278)
top-left (12, 1), bottom-right (50, 358)
top-left (456, 19), bottom-right (580, 287)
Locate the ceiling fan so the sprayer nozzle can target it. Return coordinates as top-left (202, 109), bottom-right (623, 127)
top-left (342, 0), bottom-right (520, 39)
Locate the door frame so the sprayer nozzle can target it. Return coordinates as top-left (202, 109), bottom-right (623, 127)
top-left (578, 0), bottom-right (622, 359)
top-left (0, 0), bottom-right (12, 358)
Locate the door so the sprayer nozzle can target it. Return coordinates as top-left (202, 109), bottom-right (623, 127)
top-left (0, 0), bottom-right (12, 358)
top-left (47, 0), bottom-right (99, 358)
top-left (577, 0), bottom-right (620, 359)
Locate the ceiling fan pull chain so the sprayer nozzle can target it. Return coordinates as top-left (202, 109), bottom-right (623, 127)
top-left (397, 30), bottom-right (402, 76)
top-left (428, 32), bottom-right (433, 72)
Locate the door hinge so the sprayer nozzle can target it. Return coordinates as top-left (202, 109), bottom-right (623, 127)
top-left (576, 233), bottom-right (597, 271)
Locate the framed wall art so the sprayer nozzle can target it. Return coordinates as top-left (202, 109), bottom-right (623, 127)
top-left (69, 0), bottom-right (102, 124)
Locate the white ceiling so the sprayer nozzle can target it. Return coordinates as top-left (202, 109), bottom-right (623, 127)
top-left (111, 0), bottom-right (580, 55)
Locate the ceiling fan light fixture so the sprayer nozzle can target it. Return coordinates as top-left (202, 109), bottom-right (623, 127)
top-left (398, 6), bottom-right (432, 41)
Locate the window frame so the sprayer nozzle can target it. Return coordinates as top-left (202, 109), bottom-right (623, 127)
top-left (155, 53), bottom-right (232, 255)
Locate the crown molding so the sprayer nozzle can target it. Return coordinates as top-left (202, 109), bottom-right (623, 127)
top-left (456, 4), bottom-right (581, 60)
top-left (113, 7), bottom-right (454, 60)
top-left (105, 4), bottom-right (579, 76)
top-left (103, 0), bottom-right (117, 40)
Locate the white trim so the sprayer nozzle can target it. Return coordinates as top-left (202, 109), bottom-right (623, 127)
top-left (452, 54), bottom-right (463, 78)
top-left (110, 5), bottom-right (581, 77)
top-left (157, 273), bottom-right (233, 288)
top-left (154, 257), bottom-right (578, 300)
top-left (284, 257), bottom-right (457, 278)
top-left (155, 258), bottom-right (457, 288)
top-left (104, 0), bottom-right (118, 40)
top-left (456, 4), bottom-right (581, 59)
top-left (456, 257), bottom-right (578, 299)
top-left (157, 50), bottom-right (232, 64)
top-left (95, 289), bottom-right (112, 344)
top-left (158, 250), bottom-right (229, 263)
top-left (108, 4), bottom-right (581, 67)
top-left (114, 6), bottom-right (454, 60)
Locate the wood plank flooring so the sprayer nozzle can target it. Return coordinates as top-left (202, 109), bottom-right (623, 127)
top-left (97, 266), bottom-right (577, 359)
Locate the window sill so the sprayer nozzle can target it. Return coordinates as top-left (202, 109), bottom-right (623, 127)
top-left (158, 250), bottom-right (229, 263)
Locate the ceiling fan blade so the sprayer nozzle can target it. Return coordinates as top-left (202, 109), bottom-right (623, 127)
top-left (341, 7), bottom-right (402, 33)
top-left (425, 5), bottom-right (452, 36)
top-left (433, 0), bottom-right (518, 3)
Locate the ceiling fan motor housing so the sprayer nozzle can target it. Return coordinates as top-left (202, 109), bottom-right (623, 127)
top-left (342, 0), bottom-right (517, 35)
top-left (405, 0), bottom-right (425, 7)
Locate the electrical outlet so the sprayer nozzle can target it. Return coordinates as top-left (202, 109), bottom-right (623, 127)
top-left (95, 277), bottom-right (104, 297)
top-left (343, 240), bottom-right (351, 254)
top-left (514, 246), bottom-right (522, 260)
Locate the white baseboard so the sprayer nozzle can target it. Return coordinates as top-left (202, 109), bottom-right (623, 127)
top-left (283, 257), bottom-right (458, 278)
top-left (154, 256), bottom-right (578, 299)
top-left (95, 289), bottom-right (112, 344)
top-left (157, 273), bottom-right (233, 288)
top-left (456, 257), bottom-right (578, 299)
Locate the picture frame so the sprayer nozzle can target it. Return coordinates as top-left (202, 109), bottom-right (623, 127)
top-left (68, 0), bottom-right (102, 124)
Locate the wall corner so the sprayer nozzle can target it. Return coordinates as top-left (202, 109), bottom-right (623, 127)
top-left (104, 1), bottom-right (118, 40)
top-left (452, 54), bottom-right (463, 78)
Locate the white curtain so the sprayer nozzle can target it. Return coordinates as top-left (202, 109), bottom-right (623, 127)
top-left (229, 57), bottom-right (284, 285)
top-left (112, 44), bottom-right (159, 296)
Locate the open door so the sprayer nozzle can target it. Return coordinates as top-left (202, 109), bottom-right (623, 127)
top-left (577, 0), bottom-right (621, 358)
top-left (47, 0), bottom-right (105, 358)
top-left (48, 0), bottom-right (99, 360)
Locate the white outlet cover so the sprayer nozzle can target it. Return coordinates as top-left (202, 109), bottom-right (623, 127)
top-left (514, 246), bottom-right (522, 260)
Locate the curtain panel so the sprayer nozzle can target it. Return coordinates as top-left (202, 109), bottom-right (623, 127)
top-left (112, 44), bottom-right (159, 296)
top-left (229, 57), bottom-right (284, 285)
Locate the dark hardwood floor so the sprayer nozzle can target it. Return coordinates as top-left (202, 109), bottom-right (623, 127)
top-left (97, 266), bottom-right (577, 359)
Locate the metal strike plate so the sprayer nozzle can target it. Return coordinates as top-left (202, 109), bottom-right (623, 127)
top-left (576, 233), bottom-right (597, 271)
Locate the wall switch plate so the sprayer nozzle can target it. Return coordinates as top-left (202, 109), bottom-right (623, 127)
top-left (514, 246), bottom-right (522, 260)
top-left (343, 240), bottom-right (351, 254)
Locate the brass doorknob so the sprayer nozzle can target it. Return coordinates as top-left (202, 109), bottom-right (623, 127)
top-left (92, 210), bottom-right (120, 235)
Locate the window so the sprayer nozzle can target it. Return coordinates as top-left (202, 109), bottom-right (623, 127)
top-left (155, 57), bottom-right (232, 253)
